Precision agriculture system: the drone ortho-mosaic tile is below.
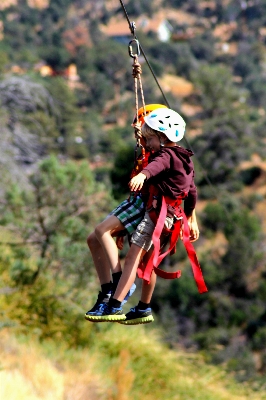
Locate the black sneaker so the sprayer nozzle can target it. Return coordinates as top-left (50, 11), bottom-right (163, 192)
top-left (84, 291), bottom-right (111, 319)
top-left (118, 306), bottom-right (154, 325)
top-left (85, 303), bottom-right (126, 322)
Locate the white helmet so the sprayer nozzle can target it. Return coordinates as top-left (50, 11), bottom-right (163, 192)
top-left (144, 108), bottom-right (186, 142)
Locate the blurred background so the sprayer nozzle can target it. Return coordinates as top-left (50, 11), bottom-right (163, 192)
top-left (1, 1), bottom-right (266, 399)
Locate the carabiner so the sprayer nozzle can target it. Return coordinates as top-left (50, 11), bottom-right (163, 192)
top-left (128, 38), bottom-right (140, 58)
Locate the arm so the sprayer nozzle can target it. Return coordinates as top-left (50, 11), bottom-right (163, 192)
top-left (129, 150), bottom-right (170, 191)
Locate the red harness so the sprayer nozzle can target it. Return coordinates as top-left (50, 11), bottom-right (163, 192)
top-left (137, 187), bottom-right (208, 294)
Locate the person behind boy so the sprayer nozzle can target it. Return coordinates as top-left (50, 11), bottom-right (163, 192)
top-left (85, 108), bottom-right (199, 322)
top-left (85, 104), bottom-right (168, 317)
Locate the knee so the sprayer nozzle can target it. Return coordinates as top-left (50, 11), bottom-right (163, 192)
top-left (95, 223), bottom-right (105, 240)
top-left (87, 231), bottom-right (97, 249)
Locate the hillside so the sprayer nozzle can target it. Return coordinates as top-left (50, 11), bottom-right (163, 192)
top-left (1, 327), bottom-right (266, 400)
top-left (0, 0), bottom-right (266, 394)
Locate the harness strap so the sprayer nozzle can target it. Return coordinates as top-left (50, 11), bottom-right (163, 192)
top-left (138, 196), bottom-right (181, 282)
top-left (137, 195), bottom-right (208, 294)
top-left (180, 208), bottom-right (208, 293)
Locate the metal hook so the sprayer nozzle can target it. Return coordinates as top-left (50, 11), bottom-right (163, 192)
top-left (130, 21), bottom-right (136, 36)
top-left (128, 38), bottom-right (140, 58)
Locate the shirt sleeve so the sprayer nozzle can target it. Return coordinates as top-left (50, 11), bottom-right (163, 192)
top-left (141, 151), bottom-right (171, 178)
top-left (183, 174), bottom-right (197, 217)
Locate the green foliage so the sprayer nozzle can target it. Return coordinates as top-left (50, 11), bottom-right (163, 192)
top-left (252, 326), bottom-right (266, 351)
top-left (245, 75), bottom-right (266, 107)
top-left (151, 191), bottom-right (265, 382)
top-left (110, 144), bottom-right (135, 200)
top-left (238, 166), bottom-right (262, 186)
top-left (1, 0), bottom-right (266, 387)
top-left (38, 45), bottom-right (71, 71)
top-left (201, 196), bottom-right (262, 295)
top-left (1, 155), bottom-right (113, 282)
top-left (190, 64), bottom-right (255, 187)
top-left (189, 31), bottom-right (216, 63)
top-left (44, 77), bottom-right (80, 155)
top-left (123, 0), bottom-right (158, 16)
top-left (79, 71), bottom-right (115, 111)
top-left (0, 50), bottom-right (9, 74)
top-left (0, 155), bottom-right (116, 341)
top-left (191, 64), bottom-right (242, 118)
top-left (233, 42), bottom-right (264, 79)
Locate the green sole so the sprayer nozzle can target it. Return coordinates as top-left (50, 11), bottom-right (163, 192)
top-left (118, 316), bottom-right (154, 325)
top-left (84, 314), bottom-right (126, 322)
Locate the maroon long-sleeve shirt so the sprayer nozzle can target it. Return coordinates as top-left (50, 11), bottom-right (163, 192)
top-left (141, 146), bottom-right (197, 216)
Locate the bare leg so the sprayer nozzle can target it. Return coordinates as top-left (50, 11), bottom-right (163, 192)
top-left (113, 243), bottom-right (146, 302)
top-left (87, 232), bottom-right (111, 284)
top-left (95, 215), bottom-right (125, 274)
top-left (141, 271), bottom-right (157, 303)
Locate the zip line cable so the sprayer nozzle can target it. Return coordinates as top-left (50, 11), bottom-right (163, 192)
top-left (116, 3), bottom-right (259, 268)
top-left (118, 0), bottom-right (170, 108)
top-left (117, 1), bottom-right (261, 242)
top-left (118, 0), bottom-right (217, 198)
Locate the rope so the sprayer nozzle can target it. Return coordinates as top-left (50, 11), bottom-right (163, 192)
top-left (132, 55), bottom-right (145, 141)
top-left (119, 0), bottom-right (170, 107)
top-left (119, 0), bottom-right (222, 203)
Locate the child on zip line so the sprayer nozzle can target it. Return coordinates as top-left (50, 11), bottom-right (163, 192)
top-left (85, 107), bottom-right (205, 324)
top-left (85, 105), bottom-right (166, 315)
top-left (85, 105), bottom-right (168, 317)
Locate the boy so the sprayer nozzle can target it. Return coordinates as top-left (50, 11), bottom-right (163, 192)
top-left (85, 108), bottom-right (200, 322)
top-left (85, 105), bottom-right (168, 317)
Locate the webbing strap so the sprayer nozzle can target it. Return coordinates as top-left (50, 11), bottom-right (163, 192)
top-left (137, 197), bottom-right (208, 294)
top-left (154, 267), bottom-right (181, 279)
top-left (180, 208), bottom-right (208, 293)
top-left (137, 197), bottom-right (181, 282)
top-left (137, 197), bottom-right (168, 282)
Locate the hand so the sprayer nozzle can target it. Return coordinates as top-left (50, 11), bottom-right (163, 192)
top-left (187, 211), bottom-right (200, 242)
top-left (129, 173), bottom-right (146, 191)
top-left (189, 222), bottom-right (199, 242)
top-left (180, 210), bottom-right (200, 242)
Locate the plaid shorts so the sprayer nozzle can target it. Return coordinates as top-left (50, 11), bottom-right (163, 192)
top-left (110, 194), bottom-right (146, 234)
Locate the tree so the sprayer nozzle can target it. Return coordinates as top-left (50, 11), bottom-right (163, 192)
top-left (190, 64), bottom-right (241, 119)
top-left (0, 155), bottom-right (114, 342)
top-left (190, 65), bottom-right (253, 188)
top-left (110, 144), bottom-right (135, 200)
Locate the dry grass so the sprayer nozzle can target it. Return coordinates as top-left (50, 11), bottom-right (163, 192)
top-left (0, 329), bottom-right (104, 400)
top-left (1, 326), bottom-right (265, 400)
